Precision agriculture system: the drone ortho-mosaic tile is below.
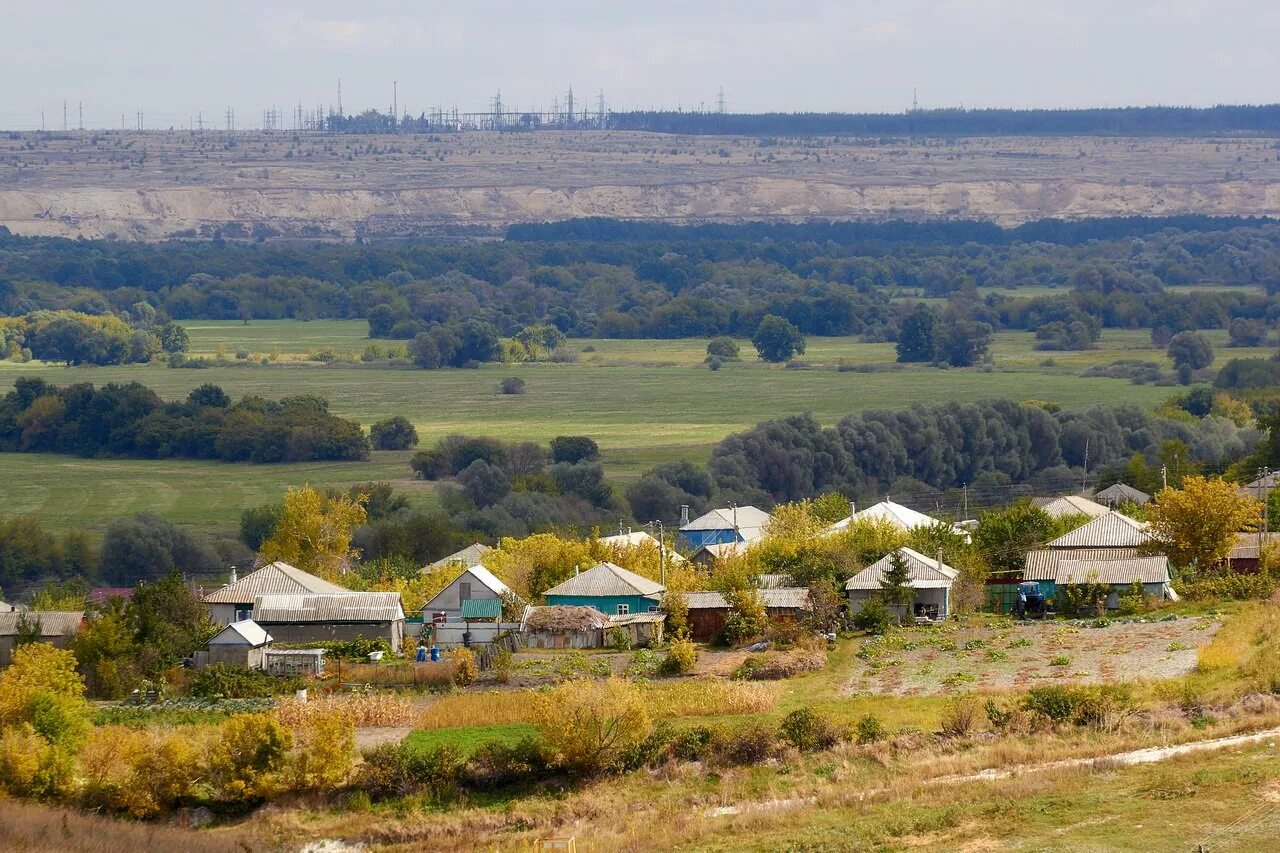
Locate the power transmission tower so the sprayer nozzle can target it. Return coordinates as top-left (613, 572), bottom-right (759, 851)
top-left (717, 86), bottom-right (726, 115)
top-left (566, 85), bottom-right (574, 128)
top-left (78, 102), bottom-right (84, 131)
top-left (337, 78), bottom-right (343, 116)
top-left (225, 106), bottom-right (234, 131)
top-left (597, 89), bottom-right (606, 128)
top-left (197, 110), bottom-right (204, 132)
top-left (62, 100), bottom-right (68, 131)
top-left (392, 81), bottom-right (398, 128)
top-left (136, 110), bottom-right (144, 131)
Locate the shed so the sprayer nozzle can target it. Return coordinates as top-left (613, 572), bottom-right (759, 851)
top-left (608, 612), bottom-right (666, 647)
top-left (522, 605), bottom-right (610, 649)
top-left (0, 611), bottom-right (84, 667)
top-left (1227, 532), bottom-right (1280, 573)
top-left (684, 587), bottom-right (812, 643)
top-left (823, 500), bottom-right (969, 539)
top-left (252, 592), bottom-right (406, 653)
top-left (1096, 483), bottom-right (1152, 507)
top-left (599, 529), bottom-right (686, 564)
top-left (1035, 495), bottom-right (1110, 520)
top-left (265, 648), bottom-right (326, 678)
top-left (543, 562), bottom-right (664, 616)
top-left (678, 506), bottom-right (772, 550)
top-left (200, 620), bottom-right (272, 670)
top-left (689, 541), bottom-right (749, 567)
top-left (1055, 556), bottom-right (1173, 609)
top-left (846, 548), bottom-right (957, 621)
top-left (422, 564), bottom-right (513, 622)
top-left (202, 561), bottom-right (350, 626)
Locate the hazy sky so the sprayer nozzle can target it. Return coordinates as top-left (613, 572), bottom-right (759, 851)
top-left (4, 0), bottom-right (1279, 130)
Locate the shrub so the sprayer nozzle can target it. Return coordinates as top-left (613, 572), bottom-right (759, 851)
top-left (80, 726), bottom-right (201, 818)
top-left (984, 698), bottom-right (1014, 731)
top-left (939, 696), bottom-right (979, 738)
top-left (369, 415), bottom-right (419, 450)
top-left (499, 376), bottom-right (526, 395)
top-left (357, 742), bottom-right (462, 802)
top-left (667, 725), bottom-right (717, 762)
top-left (855, 714), bottom-right (888, 744)
top-left (608, 626), bottom-right (633, 651)
top-left (734, 648), bottom-right (827, 680)
top-left (462, 737), bottom-right (547, 790)
top-left (1049, 655), bottom-right (1071, 667)
top-left (289, 707), bottom-right (356, 791)
top-left (449, 648), bottom-right (477, 687)
top-left (659, 636), bottom-right (698, 676)
top-left (853, 599), bottom-right (893, 635)
top-left (711, 724), bottom-right (780, 765)
top-left (706, 356), bottom-right (723, 371)
top-left (492, 647), bottom-right (514, 683)
top-left (1176, 571), bottom-right (1277, 601)
top-left (189, 664), bottom-right (294, 699)
top-left (779, 707), bottom-right (844, 752)
top-left (1023, 686), bottom-right (1079, 723)
top-left (0, 724), bottom-right (77, 799)
top-left (208, 713), bottom-right (293, 802)
top-left (532, 678), bottom-right (650, 776)
top-left (1075, 685), bottom-right (1137, 731)
top-left (706, 336), bottom-right (740, 360)
top-left (720, 587), bottom-right (768, 646)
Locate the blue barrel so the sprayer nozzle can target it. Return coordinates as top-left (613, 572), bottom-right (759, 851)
top-left (430, 646), bottom-right (440, 662)
top-left (416, 646), bottom-right (426, 662)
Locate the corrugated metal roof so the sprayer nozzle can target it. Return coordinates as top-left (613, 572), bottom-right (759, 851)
top-left (203, 562), bottom-right (350, 604)
top-left (756, 573), bottom-right (791, 588)
top-left (1037, 495), bottom-right (1110, 519)
top-left (1056, 556), bottom-right (1171, 585)
top-left (0, 611), bottom-right (84, 637)
top-left (463, 565), bottom-right (511, 597)
top-left (1046, 511), bottom-right (1149, 548)
top-left (691, 541), bottom-right (750, 562)
top-left (599, 530), bottom-right (687, 563)
top-left (1095, 483), bottom-right (1152, 505)
top-left (252, 592), bottom-right (404, 623)
top-left (1228, 532), bottom-right (1280, 561)
top-left (685, 587), bottom-right (812, 610)
top-left (608, 612), bottom-right (667, 625)
top-left (679, 506), bottom-right (772, 542)
top-left (424, 543), bottom-right (491, 572)
top-left (460, 599), bottom-right (503, 620)
top-left (543, 562), bottom-right (665, 598)
top-left (1024, 547), bottom-right (1146, 581)
top-left (846, 547), bottom-right (958, 591)
top-left (824, 500), bottom-right (968, 538)
top-left (209, 619), bottom-right (272, 647)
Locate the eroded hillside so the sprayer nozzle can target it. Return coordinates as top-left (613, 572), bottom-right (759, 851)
top-left (2, 131), bottom-right (1279, 239)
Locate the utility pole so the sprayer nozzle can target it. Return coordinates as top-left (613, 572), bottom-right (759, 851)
top-left (963, 483), bottom-right (968, 517)
top-left (78, 101), bottom-right (83, 131)
top-left (1082, 437), bottom-right (1090, 494)
top-left (337, 78), bottom-right (343, 116)
top-left (1161, 465), bottom-right (1168, 491)
top-left (392, 81), bottom-right (398, 128)
top-left (62, 100), bottom-right (67, 131)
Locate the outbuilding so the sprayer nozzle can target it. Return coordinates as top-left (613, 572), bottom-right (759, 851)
top-left (0, 611), bottom-right (84, 667)
top-left (683, 587), bottom-right (812, 643)
top-left (845, 548), bottom-right (957, 621)
top-left (265, 648), bottom-right (326, 678)
top-left (522, 605), bottom-right (611, 649)
top-left (198, 619), bottom-right (272, 670)
top-left (251, 592), bottom-right (406, 653)
top-left (1055, 555), bottom-right (1174, 609)
top-left (422, 564), bottom-right (513, 623)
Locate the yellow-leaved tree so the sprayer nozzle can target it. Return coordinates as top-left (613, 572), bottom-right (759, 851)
top-left (483, 533), bottom-right (594, 600)
top-left (533, 678), bottom-right (650, 776)
top-left (259, 485), bottom-right (368, 578)
top-left (1146, 475), bottom-right (1262, 572)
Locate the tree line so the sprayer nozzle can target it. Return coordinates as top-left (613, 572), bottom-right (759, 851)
top-left (0, 379), bottom-right (369, 463)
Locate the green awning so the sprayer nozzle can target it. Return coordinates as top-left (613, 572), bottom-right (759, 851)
top-left (461, 599), bottom-right (503, 620)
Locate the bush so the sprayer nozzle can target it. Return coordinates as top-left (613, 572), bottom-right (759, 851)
top-left (499, 376), bottom-right (526, 395)
top-left (462, 737), bottom-right (547, 790)
top-left (855, 714), bottom-right (888, 744)
top-left (608, 626), bottom-right (633, 651)
top-left (711, 723), bottom-right (780, 765)
top-left (290, 707), bottom-right (356, 791)
top-left (190, 664), bottom-right (295, 699)
top-left (549, 435), bottom-right (600, 464)
top-left (939, 696), bottom-right (979, 738)
top-left (1023, 686), bottom-right (1079, 723)
top-left (667, 725), bottom-right (717, 762)
top-left (1176, 571), bottom-right (1277, 601)
top-left (532, 679), bottom-right (650, 776)
top-left (659, 636), bottom-right (699, 676)
top-left (492, 647), bottom-right (514, 683)
top-left (853, 599), bottom-right (893, 635)
top-left (208, 713), bottom-right (293, 802)
top-left (779, 707), bottom-right (844, 752)
top-left (706, 336), bottom-right (740, 360)
top-left (357, 741), bottom-right (462, 802)
top-left (706, 356), bottom-right (723, 371)
top-left (449, 648), bottom-right (477, 687)
top-left (369, 416), bottom-right (419, 450)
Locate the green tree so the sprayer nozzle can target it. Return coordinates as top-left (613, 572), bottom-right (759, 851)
top-left (370, 416), bottom-right (419, 451)
top-left (935, 320), bottom-right (994, 367)
top-left (752, 315), bottom-right (806, 363)
top-left (896, 304), bottom-right (936, 363)
top-left (973, 502), bottom-right (1058, 575)
top-left (1146, 476), bottom-right (1262, 572)
top-left (1167, 331), bottom-right (1214, 372)
top-left (880, 550), bottom-right (915, 608)
top-left (706, 336), bottom-right (740, 361)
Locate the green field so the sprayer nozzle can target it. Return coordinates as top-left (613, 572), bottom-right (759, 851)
top-left (1, 321), bottom-right (1259, 535)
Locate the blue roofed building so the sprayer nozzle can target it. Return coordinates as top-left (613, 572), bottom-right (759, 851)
top-left (678, 505), bottom-right (772, 551)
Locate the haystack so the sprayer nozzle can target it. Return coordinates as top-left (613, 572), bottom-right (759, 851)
top-left (524, 605), bottom-right (610, 633)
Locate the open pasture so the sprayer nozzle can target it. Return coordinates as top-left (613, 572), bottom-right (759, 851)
top-left (2, 321), bottom-right (1252, 534)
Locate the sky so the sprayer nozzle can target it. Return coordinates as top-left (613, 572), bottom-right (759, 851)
top-left (3, 0), bottom-right (1279, 130)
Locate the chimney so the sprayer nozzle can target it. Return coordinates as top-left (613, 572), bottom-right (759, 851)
top-left (680, 505), bottom-right (690, 526)
top-left (849, 500), bottom-right (856, 520)
top-left (229, 565), bottom-right (238, 585)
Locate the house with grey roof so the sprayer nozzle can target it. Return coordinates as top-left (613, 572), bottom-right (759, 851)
top-left (1055, 555), bottom-right (1173, 609)
top-left (1095, 483), bottom-right (1152, 507)
top-left (199, 619), bottom-right (273, 670)
top-left (678, 505), bottom-right (773, 550)
top-left (0, 611), bottom-right (84, 667)
top-left (1022, 511), bottom-right (1172, 604)
top-left (251, 591), bottom-right (406, 653)
top-left (846, 548), bottom-right (958, 621)
top-left (1035, 495), bottom-right (1110, 520)
top-left (543, 562), bottom-right (664, 616)
top-left (423, 543), bottom-right (491, 574)
top-left (202, 561), bottom-right (351, 626)
top-left (422, 564), bottom-right (514, 622)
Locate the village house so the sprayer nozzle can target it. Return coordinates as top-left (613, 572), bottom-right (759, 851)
top-left (823, 500), bottom-right (968, 538)
top-left (201, 561), bottom-right (351, 626)
top-left (678, 505), bottom-right (773, 550)
top-left (684, 587), bottom-right (812, 643)
top-left (196, 619), bottom-right (272, 670)
top-left (522, 605), bottom-right (611, 649)
top-left (1055, 555), bottom-right (1174, 609)
top-left (422, 543), bottom-right (491, 573)
top-left (1095, 482), bottom-right (1152, 507)
top-left (543, 561), bottom-right (665, 616)
top-left (1227, 531), bottom-right (1280, 573)
top-left (250, 592), bottom-right (406, 653)
top-left (1034, 494), bottom-right (1110, 519)
top-left (599, 528), bottom-right (686, 565)
top-left (0, 610), bottom-right (85, 667)
top-left (421, 564), bottom-right (513, 623)
top-left (845, 547), bottom-right (957, 621)
top-left (1022, 511), bottom-right (1174, 604)
top-left (689, 540), bottom-right (750, 567)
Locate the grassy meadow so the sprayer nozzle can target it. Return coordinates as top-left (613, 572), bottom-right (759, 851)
top-left (1, 320), bottom-right (1265, 535)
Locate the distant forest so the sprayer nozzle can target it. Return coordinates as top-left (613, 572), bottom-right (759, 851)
top-left (1, 216), bottom-right (1279, 344)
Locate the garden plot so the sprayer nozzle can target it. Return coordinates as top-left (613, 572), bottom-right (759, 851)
top-left (842, 616), bottom-right (1221, 697)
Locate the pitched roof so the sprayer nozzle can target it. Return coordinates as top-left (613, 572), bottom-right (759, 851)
top-left (252, 592), bottom-right (404, 623)
top-left (690, 541), bottom-right (750, 562)
top-left (424, 543), bottom-right (491, 573)
top-left (1230, 532), bottom-right (1280, 561)
top-left (1024, 547), bottom-right (1146, 581)
top-left (756, 573), bottom-right (792, 589)
top-left (845, 547), bottom-right (958, 591)
top-left (1240, 471), bottom-right (1280, 495)
top-left (543, 562), bottom-right (665, 598)
top-left (1056, 556), bottom-right (1171, 586)
top-left (685, 588), bottom-right (812, 610)
top-left (523, 605), bottom-right (611, 632)
top-left (824, 500), bottom-right (966, 537)
top-left (1095, 483), bottom-right (1152, 505)
top-left (679, 506), bottom-right (772, 542)
top-left (209, 619), bottom-right (272, 647)
top-left (608, 612), bottom-right (667, 626)
top-left (598, 530), bottom-right (687, 563)
top-left (0, 611), bottom-right (84, 637)
top-left (1046, 511), bottom-right (1150, 549)
top-left (463, 565), bottom-right (511, 596)
top-left (1037, 495), bottom-right (1110, 520)
top-left (202, 562), bottom-right (349, 604)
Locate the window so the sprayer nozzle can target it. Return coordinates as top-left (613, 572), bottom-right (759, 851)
top-left (617, 604), bottom-right (630, 616)
top-left (648, 605), bottom-right (660, 613)
top-left (460, 582), bottom-right (472, 602)
top-left (234, 607), bottom-right (251, 622)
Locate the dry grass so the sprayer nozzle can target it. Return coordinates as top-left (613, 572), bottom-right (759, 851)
top-left (275, 692), bottom-right (414, 728)
top-left (640, 680), bottom-right (781, 717)
top-left (336, 661), bottom-right (453, 688)
top-left (417, 690), bottom-right (534, 730)
top-left (0, 799), bottom-right (255, 852)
